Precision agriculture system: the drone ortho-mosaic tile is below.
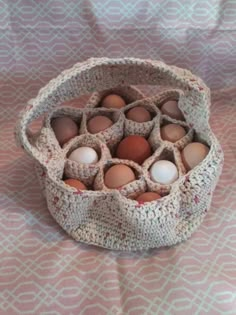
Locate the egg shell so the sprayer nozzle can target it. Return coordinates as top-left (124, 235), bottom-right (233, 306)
top-left (64, 178), bottom-right (87, 190)
top-left (181, 142), bottom-right (210, 171)
top-left (150, 160), bottom-right (179, 185)
top-left (104, 164), bottom-right (136, 189)
top-left (160, 123), bottom-right (186, 142)
top-left (126, 106), bottom-right (152, 123)
top-left (101, 94), bottom-right (126, 109)
top-left (51, 117), bottom-right (79, 146)
top-left (87, 115), bottom-right (113, 134)
top-left (68, 147), bottom-right (99, 164)
top-left (116, 135), bottom-right (152, 165)
top-left (161, 100), bottom-right (185, 121)
top-left (136, 192), bottom-right (161, 202)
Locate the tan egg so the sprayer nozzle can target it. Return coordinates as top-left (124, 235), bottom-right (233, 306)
top-left (101, 94), bottom-right (126, 109)
top-left (126, 106), bottom-right (151, 122)
top-left (51, 117), bottom-right (79, 146)
top-left (64, 178), bottom-right (87, 190)
top-left (161, 100), bottom-right (185, 120)
top-left (87, 115), bottom-right (113, 134)
top-left (104, 164), bottom-right (136, 189)
top-left (136, 192), bottom-right (161, 202)
top-left (181, 142), bottom-right (210, 171)
top-left (160, 123), bottom-right (186, 142)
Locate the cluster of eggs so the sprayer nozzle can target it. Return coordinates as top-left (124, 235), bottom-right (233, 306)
top-left (51, 93), bottom-right (210, 203)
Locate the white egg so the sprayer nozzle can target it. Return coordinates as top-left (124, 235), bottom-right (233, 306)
top-left (68, 147), bottom-right (98, 164)
top-left (150, 160), bottom-right (178, 185)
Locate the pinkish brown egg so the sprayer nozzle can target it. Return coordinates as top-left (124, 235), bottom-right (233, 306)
top-left (51, 117), bottom-right (79, 146)
top-left (161, 100), bottom-right (185, 120)
top-left (87, 115), bottom-right (113, 134)
top-left (126, 106), bottom-right (151, 123)
top-left (136, 192), bottom-right (161, 202)
top-left (160, 124), bottom-right (186, 142)
top-left (181, 142), bottom-right (210, 171)
top-left (104, 164), bottom-right (136, 189)
top-left (101, 94), bottom-right (126, 109)
top-left (64, 178), bottom-right (87, 190)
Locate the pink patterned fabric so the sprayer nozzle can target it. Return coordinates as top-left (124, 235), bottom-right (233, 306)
top-left (0, 1), bottom-right (236, 314)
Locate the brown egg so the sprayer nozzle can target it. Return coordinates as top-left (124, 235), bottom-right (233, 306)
top-left (64, 178), bottom-right (87, 190)
top-left (181, 142), bottom-right (210, 171)
top-left (160, 124), bottom-right (186, 142)
top-left (136, 192), bottom-right (161, 202)
top-left (161, 100), bottom-right (185, 120)
top-left (87, 115), bottom-right (113, 134)
top-left (51, 117), bottom-right (79, 146)
top-left (101, 94), bottom-right (126, 109)
top-left (116, 135), bottom-right (152, 165)
top-left (126, 106), bottom-right (151, 123)
top-left (104, 164), bottom-right (136, 189)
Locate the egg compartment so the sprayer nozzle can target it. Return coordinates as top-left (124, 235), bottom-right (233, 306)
top-left (172, 135), bottom-right (222, 235)
top-left (33, 107), bottom-right (84, 158)
top-left (179, 129), bottom-right (214, 177)
top-left (149, 89), bottom-right (184, 110)
top-left (44, 169), bottom-right (113, 232)
top-left (45, 106), bottom-right (84, 146)
top-left (159, 116), bottom-right (194, 150)
top-left (192, 128), bottom-right (213, 147)
top-left (111, 129), bottom-right (155, 164)
top-left (68, 190), bottom-right (140, 248)
top-left (33, 126), bottom-right (66, 180)
top-left (45, 106), bottom-right (83, 128)
top-left (81, 107), bottom-right (125, 151)
top-left (111, 186), bottom-right (181, 248)
top-left (150, 89), bottom-right (186, 121)
top-left (146, 89), bottom-right (186, 152)
top-left (33, 126), bottom-right (63, 162)
top-left (85, 85), bottom-right (145, 108)
top-left (122, 98), bottom-right (160, 138)
top-left (35, 153), bottom-right (66, 197)
top-left (124, 186), bottom-right (167, 202)
top-left (94, 158), bottom-right (146, 196)
top-left (142, 145), bottom-right (185, 195)
top-left (175, 150), bottom-right (222, 240)
top-left (63, 134), bottom-right (111, 187)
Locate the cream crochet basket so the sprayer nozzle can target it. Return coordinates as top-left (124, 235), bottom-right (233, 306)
top-left (16, 58), bottom-right (224, 251)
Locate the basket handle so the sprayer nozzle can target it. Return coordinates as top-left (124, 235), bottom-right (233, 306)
top-left (15, 57), bottom-right (210, 165)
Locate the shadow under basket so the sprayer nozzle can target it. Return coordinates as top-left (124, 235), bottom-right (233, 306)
top-left (16, 57), bottom-right (223, 251)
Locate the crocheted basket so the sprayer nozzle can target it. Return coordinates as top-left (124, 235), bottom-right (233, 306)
top-left (15, 58), bottom-right (224, 251)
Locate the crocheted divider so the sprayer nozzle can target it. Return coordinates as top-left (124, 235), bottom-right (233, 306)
top-left (15, 58), bottom-right (223, 250)
top-left (122, 98), bottom-right (159, 138)
top-left (81, 108), bottom-right (124, 151)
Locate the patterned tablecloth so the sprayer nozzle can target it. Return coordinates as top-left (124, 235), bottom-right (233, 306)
top-left (0, 1), bottom-right (236, 314)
